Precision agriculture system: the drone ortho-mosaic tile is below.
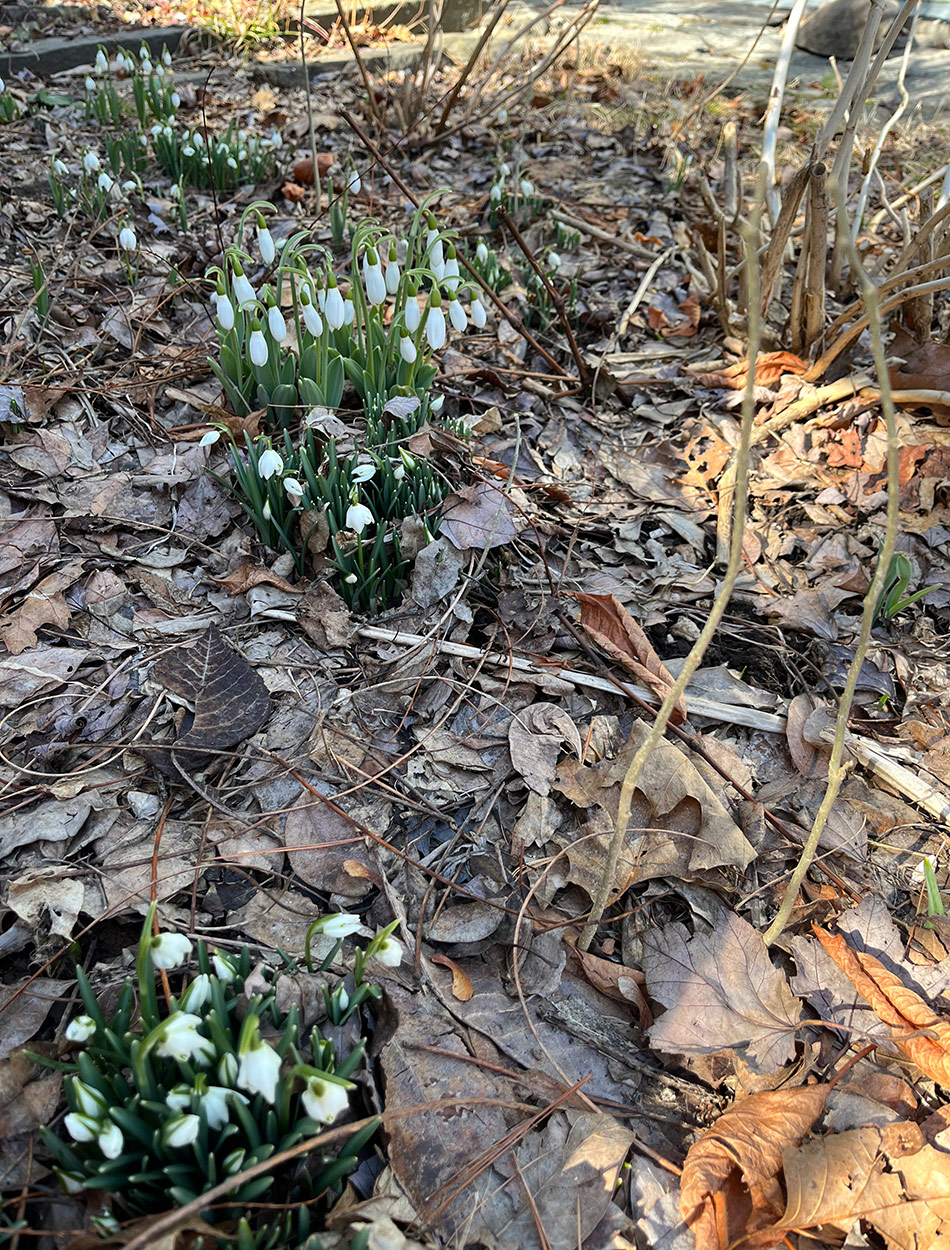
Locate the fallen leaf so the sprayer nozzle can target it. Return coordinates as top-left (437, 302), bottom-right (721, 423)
top-left (439, 481), bottom-right (518, 551)
top-left (215, 563), bottom-right (300, 595)
top-left (694, 350), bottom-right (810, 390)
top-left (0, 562), bottom-right (83, 654)
top-left (814, 926), bottom-right (950, 1085)
top-left (508, 702), bottom-right (582, 796)
top-left (644, 910), bottom-right (802, 1073)
top-left (680, 1085), bottom-right (829, 1250)
top-left (430, 954), bottom-right (473, 1001)
top-left (573, 592), bottom-right (686, 723)
top-left (292, 152), bottom-right (334, 184)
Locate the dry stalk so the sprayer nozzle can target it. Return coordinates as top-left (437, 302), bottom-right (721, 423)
top-left (332, 0), bottom-right (385, 132)
top-left (908, 186), bottom-right (935, 341)
top-left (433, 0), bottom-right (512, 133)
top-left (789, 161), bottom-right (828, 356)
top-left (300, 0), bottom-right (321, 213)
top-left (760, 0), bottom-right (809, 227)
top-left (577, 170), bottom-right (768, 953)
top-left (762, 188), bottom-right (901, 947)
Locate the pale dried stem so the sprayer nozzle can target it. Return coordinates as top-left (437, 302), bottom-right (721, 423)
top-left (760, 0), bottom-right (809, 227)
top-left (802, 163), bottom-right (829, 354)
top-left (762, 186), bottom-right (901, 947)
top-left (909, 186), bottom-right (935, 341)
top-left (760, 163), bottom-right (810, 316)
top-left (577, 169), bottom-right (767, 953)
top-left (434, 0), bottom-right (511, 132)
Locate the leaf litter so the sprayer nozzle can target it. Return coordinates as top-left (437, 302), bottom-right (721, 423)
top-left (2, 4), bottom-right (950, 1247)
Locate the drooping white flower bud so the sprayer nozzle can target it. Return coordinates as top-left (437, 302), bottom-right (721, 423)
top-left (443, 244), bottom-right (460, 293)
top-left (257, 447), bottom-right (283, 479)
top-left (346, 168), bottom-right (361, 195)
top-left (82, 150), bottom-right (101, 174)
top-left (404, 283), bottom-right (421, 333)
top-left (344, 503), bottom-right (374, 534)
top-left (65, 1015), bottom-right (97, 1043)
top-left (475, 240), bottom-right (489, 266)
top-left (215, 292), bottom-right (235, 331)
top-left (236, 1016), bottom-right (282, 1104)
top-left (362, 247), bottom-right (386, 306)
top-left (385, 240), bottom-right (401, 294)
top-left (95, 49), bottom-right (109, 73)
top-left (231, 262), bottom-right (256, 308)
top-left (302, 1073), bottom-right (350, 1125)
top-left (399, 333), bottom-right (416, 364)
top-left (324, 276), bottom-right (345, 330)
top-left (425, 289), bottom-right (446, 351)
top-left (301, 292), bottom-right (323, 337)
top-left (370, 935), bottom-right (404, 967)
top-left (267, 302), bottom-right (287, 342)
top-left (85, 75), bottom-right (96, 92)
top-left (97, 172), bottom-right (114, 194)
top-left (149, 930), bottom-right (193, 969)
top-left (448, 298), bottom-right (467, 333)
top-left (258, 221), bottom-right (276, 266)
top-left (118, 224), bottom-right (137, 252)
top-left (471, 297), bottom-right (487, 328)
top-left (249, 324), bottom-right (268, 368)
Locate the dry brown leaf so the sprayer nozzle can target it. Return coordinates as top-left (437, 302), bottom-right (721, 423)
top-left (214, 563), bottom-right (300, 596)
top-left (292, 152), bottom-right (334, 184)
top-left (508, 702), bottom-right (582, 796)
top-left (888, 339), bottom-right (950, 421)
top-left (814, 927), bottom-right (950, 1085)
top-left (0, 561), bottom-right (84, 654)
top-left (680, 1085), bottom-right (829, 1250)
top-left (430, 954), bottom-right (474, 1001)
top-left (694, 350), bottom-right (810, 390)
top-left (573, 592), bottom-right (687, 724)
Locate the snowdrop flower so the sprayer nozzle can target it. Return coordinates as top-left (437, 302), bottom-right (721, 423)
top-left (215, 290), bottom-right (235, 332)
top-left (163, 48), bottom-right (172, 66)
top-left (404, 284), bottom-right (421, 333)
top-left (212, 953), bottom-right (237, 982)
top-left (399, 333), bottom-right (416, 364)
top-left (70, 1078), bottom-right (107, 1117)
top-left (257, 218), bottom-right (276, 265)
top-left (98, 1122), bottom-right (123, 1160)
top-left (351, 463), bottom-right (376, 484)
top-left (324, 277), bottom-right (345, 330)
top-left (425, 289), bottom-right (446, 351)
top-left (443, 244), bottom-right (460, 293)
top-left (149, 930), bottom-right (192, 969)
top-left (218, 1052), bottom-right (239, 1085)
top-left (82, 150), bottom-right (101, 174)
top-left (97, 172), bottom-right (114, 194)
top-left (118, 224), bottom-right (137, 252)
top-left (163, 1114), bottom-right (200, 1148)
top-left (370, 935), bottom-right (404, 967)
top-left (249, 323), bottom-right (268, 367)
top-left (85, 75), bottom-right (96, 92)
top-left (95, 48), bottom-right (109, 73)
top-left (165, 1084), bottom-right (191, 1114)
top-left (154, 1012), bottom-right (210, 1062)
top-left (64, 1112), bottom-right (99, 1143)
top-left (345, 502), bottom-right (374, 534)
top-left (267, 302), bottom-right (287, 342)
top-left (169, 182), bottom-right (181, 199)
top-left (55, 1170), bottom-right (86, 1195)
top-left (399, 448), bottom-right (416, 470)
top-left (150, 122), bottom-right (163, 137)
top-left (344, 573), bottom-right (358, 585)
top-left (227, 156), bottom-right (238, 170)
top-left (154, 61), bottom-right (165, 77)
top-left (547, 251), bottom-right (561, 271)
top-left (475, 240), bottom-right (489, 266)
top-left (430, 394), bottom-right (444, 413)
top-left (65, 1015), bottom-right (96, 1043)
top-left (448, 298), bottom-right (467, 333)
top-left (301, 1074), bottom-right (350, 1125)
top-left (284, 477), bottom-right (304, 501)
top-left (182, 145), bottom-right (195, 157)
top-left (257, 447), bottom-right (283, 479)
top-left (300, 291), bottom-right (323, 337)
top-left (471, 296), bottom-right (487, 328)
top-left (199, 428), bottom-right (221, 447)
top-left (179, 973), bottom-right (211, 1012)
top-left (52, 157), bottom-right (69, 177)
top-left (201, 1085), bottom-right (239, 1130)
top-left (490, 182), bottom-right (502, 204)
top-left (520, 178), bottom-right (534, 197)
top-left (346, 167), bottom-right (361, 195)
top-left (499, 161), bottom-right (511, 177)
top-left (385, 241), bottom-right (401, 295)
top-left (171, 91), bottom-right (181, 108)
top-left (236, 1017), bottom-right (282, 1104)
top-left (317, 913), bottom-right (365, 937)
top-left (121, 179), bottom-right (137, 193)
top-left (362, 246), bottom-right (386, 305)
top-left (343, 298), bottom-right (355, 325)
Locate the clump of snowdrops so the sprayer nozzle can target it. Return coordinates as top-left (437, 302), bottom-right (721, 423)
top-left (153, 122), bottom-right (280, 190)
top-left (39, 904), bottom-right (402, 1239)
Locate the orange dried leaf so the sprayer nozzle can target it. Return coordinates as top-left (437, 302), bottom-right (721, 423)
top-left (814, 927), bottom-right (950, 1084)
top-left (573, 592), bottom-right (687, 724)
top-left (430, 954), bottom-right (473, 1001)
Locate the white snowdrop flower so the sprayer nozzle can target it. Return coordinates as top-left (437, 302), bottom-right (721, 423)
top-left (182, 145), bottom-right (195, 157)
top-left (302, 1074), bottom-right (350, 1125)
top-left (169, 181), bottom-right (181, 199)
top-left (404, 292), bottom-right (421, 334)
top-left (236, 1020), bottom-right (282, 1104)
top-left (231, 266), bottom-right (256, 308)
top-left (165, 1084), bottom-right (191, 1113)
top-left (171, 91), bottom-right (180, 108)
top-left (344, 573), bottom-right (358, 585)
top-left (399, 448), bottom-right (416, 470)
top-left (52, 158), bottom-right (69, 177)
top-left (55, 1170), bottom-right (86, 1195)
top-left (97, 1122), bottom-right (124, 1160)
top-left (448, 298), bottom-right (467, 333)
top-left (324, 280), bottom-right (345, 330)
top-left (82, 150), bottom-right (101, 174)
top-left (547, 251), bottom-right (561, 270)
top-left (475, 240), bottom-right (489, 266)
top-left (149, 930), bottom-right (192, 969)
top-left (471, 297), bottom-right (487, 328)
top-left (163, 48), bottom-right (172, 66)
top-left (444, 247), bottom-right (460, 293)
top-left (346, 168), bottom-right (361, 195)
top-left (199, 428), bottom-right (221, 447)
top-left (154, 62), bottom-right (165, 77)
top-left (212, 953), bottom-right (236, 982)
top-left (200, 1085), bottom-right (239, 1130)
top-left (193, 131), bottom-right (205, 147)
top-left (362, 248), bottom-right (386, 305)
top-left (425, 295), bottom-right (446, 350)
top-left (343, 298), bottom-right (355, 325)
top-left (283, 477), bottom-right (304, 500)
top-left (115, 51), bottom-right (128, 72)
top-left (520, 178), bottom-right (534, 197)
top-left (85, 75), bottom-right (96, 92)
top-left (139, 133), bottom-right (149, 147)
top-left (163, 1114), bottom-right (200, 1149)
top-left (215, 293), bottom-right (235, 331)
top-left (267, 303), bottom-right (287, 341)
top-left (257, 448), bottom-right (283, 479)
top-left (426, 226), bottom-right (443, 276)
top-left (392, 462), bottom-right (405, 482)
top-left (121, 179), bottom-right (137, 192)
top-left (318, 913), bottom-right (365, 937)
top-left (346, 501), bottom-right (374, 533)
top-left (430, 394), bottom-right (444, 413)
top-left (499, 161), bottom-right (511, 177)
top-left (490, 183), bottom-right (502, 204)
top-left (95, 49), bottom-right (109, 73)
top-left (64, 1112), bottom-right (99, 1143)
top-left (350, 463), bottom-right (376, 484)
top-left (118, 225), bottom-right (137, 252)
top-left (258, 225), bottom-right (276, 266)
top-left (97, 172), bottom-right (114, 194)
top-left (154, 1013), bottom-right (209, 1062)
top-left (301, 296), bottom-right (323, 337)
top-left (385, 242), bottom-right (401, 294)
top-left (911, 854), bottom-right (938, 883)
top-left (179, 973), bottom-right (211, 1012)
top-left (65, 1015), bottom-right (96, 1043)
top-left (70, 1078), bottom-right (107, 1117)
top-left (399, 333), bottom-right (416, 364)
top-left (371, 935), bottom-right (404, 967)
top-left (262, 498), bottom-right (272, 522)
top-left (150, 122), bottom-right (162, 136)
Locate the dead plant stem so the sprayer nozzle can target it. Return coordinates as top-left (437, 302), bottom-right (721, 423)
top-left (762, 190), bottom-right (901, 947)
top-left (577, 168), bottom-right (767, 953)
top-left (300, 0), bottom-right (321, 213)
top-left (434, 0), bottom-right (511, 132)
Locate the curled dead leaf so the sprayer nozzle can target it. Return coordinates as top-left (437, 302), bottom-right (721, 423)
top-left (430, 953), bottom-right (473, 1001)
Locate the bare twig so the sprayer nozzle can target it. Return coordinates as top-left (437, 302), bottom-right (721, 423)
top-left (300, 0), bottom-right (321, 213)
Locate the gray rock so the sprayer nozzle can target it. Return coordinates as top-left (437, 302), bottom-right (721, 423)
top-left (0, 26), bottom-right (187, 80)
top-left (795, 0), bottom-right (912, 59)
